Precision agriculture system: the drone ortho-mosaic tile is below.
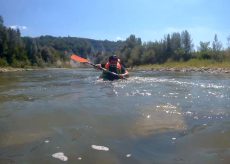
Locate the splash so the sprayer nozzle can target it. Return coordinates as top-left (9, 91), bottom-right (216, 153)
top-left (91, 145), bottom-right (109, 151)
top-left (52, 152), bottom-right (68, 161)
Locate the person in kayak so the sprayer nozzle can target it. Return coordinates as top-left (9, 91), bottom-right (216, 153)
top-left (96, 55), bottom-right (129, 80)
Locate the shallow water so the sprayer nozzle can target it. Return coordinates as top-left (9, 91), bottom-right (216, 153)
top-left (0, 69), bottom-right (230, 163)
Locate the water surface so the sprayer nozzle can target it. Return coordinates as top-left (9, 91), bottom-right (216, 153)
top-left (0, 69), bottom-right (230, 163)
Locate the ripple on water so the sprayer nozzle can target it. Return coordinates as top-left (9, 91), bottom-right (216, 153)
top-left (1, 70), bottom-right (229, 163)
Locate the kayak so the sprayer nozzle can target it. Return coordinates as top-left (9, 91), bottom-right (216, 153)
top-left (99, 72), bottom-right (128, 81)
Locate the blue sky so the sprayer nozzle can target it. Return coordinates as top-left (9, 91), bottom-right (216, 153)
top-left (1, 0), bottom-right (229, 48)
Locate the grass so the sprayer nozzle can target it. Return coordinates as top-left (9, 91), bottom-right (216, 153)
top-left (135, 59), bottom-right (230, 70)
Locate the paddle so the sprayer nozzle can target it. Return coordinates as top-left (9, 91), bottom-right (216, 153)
top-left (70, 54), bottom-right (126, 79)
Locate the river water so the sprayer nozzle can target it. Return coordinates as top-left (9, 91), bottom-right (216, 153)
top-left (0, 69), bottom-right (230, 164)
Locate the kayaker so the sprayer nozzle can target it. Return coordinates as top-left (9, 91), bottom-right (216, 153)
top-left (96, 55), bottom-right (129, 80)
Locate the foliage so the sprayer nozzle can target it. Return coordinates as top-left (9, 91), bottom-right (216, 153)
top-left (137, 59), bottom-right (230, 70)
top-left (212, 34), bottom-right (223, 61)
top-left (0, 15), bottom-right (229, 68)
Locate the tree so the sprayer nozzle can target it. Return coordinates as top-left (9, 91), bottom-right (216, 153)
top-left (129, 45), bottom-right (143, 66)
top-left (212, 34), bottom-right (223, 61)
top-left (142, 43), bottom-right (156, 64)
top-left (0, 16), bottom-right (8, 62)
top-left (166, 34), bottom-right (171, 55)
top-left (199, 41), bottom-right (210, 52)
top-left (227, 35), bottom-right (230, 49)
top-left (0, 18), bottom-right (8, 66)
top-left (126, 34), bottom-right (142, 48)
top-left (119, 35), bottom-right (142, 66)
top-left (170, 32), bottom-right (181, 61)
top-left (226, 36), bottom-right (230, 59)
top-left (212, 34), bottom-right (222, 52)
top-left (23, 37), bottom-right (39, 65)
top-left (198, 41), bottom-right (211, 59)
top-left (181, 30), bottom-right (193, 60)
top-left (0, 16), bottom-right (3, 27)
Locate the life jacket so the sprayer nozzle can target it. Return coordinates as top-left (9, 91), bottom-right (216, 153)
top-left (105, 62), bottom-right (122, 74)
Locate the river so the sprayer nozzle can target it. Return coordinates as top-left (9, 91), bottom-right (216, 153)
top-left (0, 69), bottom-right (230, 163)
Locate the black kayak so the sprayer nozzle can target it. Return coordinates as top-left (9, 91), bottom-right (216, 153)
top-left (99, 72), bottom-right (128, 81)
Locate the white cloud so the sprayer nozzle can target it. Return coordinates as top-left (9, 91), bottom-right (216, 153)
top-left (9, 25), bottom-right (28, 30)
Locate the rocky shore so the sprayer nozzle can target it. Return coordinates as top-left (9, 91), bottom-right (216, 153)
top-left (1, 67), bottom-right (230, 74)
top-left (0, 67), bottom-right (35, 73)
top-left (132, 67), bottom-right (230, 74)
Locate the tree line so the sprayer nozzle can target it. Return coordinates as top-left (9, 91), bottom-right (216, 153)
top-left (114, 32), bottom-right (230, 67)
top-left (0, 15), bottom-right (230, 68)
top-left (0, 16), bottom-right (124, 67)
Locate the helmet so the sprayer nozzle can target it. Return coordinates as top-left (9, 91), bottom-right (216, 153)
top-left (109, 55), bottom-right (118, 62)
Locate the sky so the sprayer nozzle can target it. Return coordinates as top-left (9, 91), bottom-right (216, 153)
top-left (0, 0), bottom-right (229, 48)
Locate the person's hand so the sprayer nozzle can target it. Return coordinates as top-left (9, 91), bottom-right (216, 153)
top-left (119, 74), bottom-right (125, 79)
top-left (96, 64), bottom-right (102, 69)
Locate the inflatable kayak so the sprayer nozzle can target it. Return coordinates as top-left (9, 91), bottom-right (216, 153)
top-left (99, 72), bottom-right (128, 81)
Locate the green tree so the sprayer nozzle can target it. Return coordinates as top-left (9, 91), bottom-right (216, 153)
top-left (128, 45), bottom-right (143, 66)
top-left (227, 35), bottom-right (230, 49)
top-left (212, 34), bottom-right (222, 52)
top-left (225, 36), bottom-right (230, 60)
top-left (41, 46), bottom-right (56, 63)
top-left (181, 30), bottom-right (193, 61)
top-left (199, 41), bottom-right (210, 52)
top-left (119, 35), bottom-right (142, 66)
top-left (142, 42), bottom-right (156, 64)
top-left (126, 34), bottom-right (142, 48)
top-left (0, 16), bottom-right (3, 27)
top-left (198, 41), bottom-right (211, 59)
top-left (212, 34), bottom-right (223, 61)
top-left (0, 16), bottom-right (9, 65)
top-left (170, 32), bottom-right (181, 61)
top-left (166, 34), bottom-right (171, 56)
top-left (23, 37), bottom-right (38, 65)
top-left (0, 19), bottom-right (9, 66)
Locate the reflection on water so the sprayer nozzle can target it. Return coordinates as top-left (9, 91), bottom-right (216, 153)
top-left (130, 103), bottom-right (187, 137)
top-left (0, 69), bottom-right (230, 163)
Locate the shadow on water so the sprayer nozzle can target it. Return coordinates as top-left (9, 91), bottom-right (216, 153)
top-left (0, 69), bottom-right (230, 163)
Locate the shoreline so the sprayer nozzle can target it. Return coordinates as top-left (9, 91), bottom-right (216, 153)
top-left (0, 67), bottom-right (35, 73)
top-left (1, 66), bottom-right (230, 74)
top-left (0, 67), bottom-right (71, 73)
top-left (131, 66), bottom-right (230, 74)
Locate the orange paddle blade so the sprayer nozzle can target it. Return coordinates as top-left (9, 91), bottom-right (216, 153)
top-left (71, 54), bottom-right (89, 63)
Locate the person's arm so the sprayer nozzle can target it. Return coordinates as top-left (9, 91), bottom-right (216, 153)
top-left (119, 66), bottom-right (129, 78)
top-left (122, 69), bottom-right (129, 77)
top-left (95, 63), bottom-right (106, 69)
top-left (95, 64), bottom-right (102, 69)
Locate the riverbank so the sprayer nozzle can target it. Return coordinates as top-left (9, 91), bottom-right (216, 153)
top-left (133, 67), bottom-right (230, 73)
top-left (1, 59), bottom-right (230, 73)
top-left (0, 67), bottom-right (35, 73)
top-left (133, 59), bottom-right (230, 73)
top-left (1, 67), bottom-right (230, 74)
top-left (0, 67), bottom-right (71, 73)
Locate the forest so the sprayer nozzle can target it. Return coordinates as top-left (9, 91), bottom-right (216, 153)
top-left (0, 16), bottom-right (230, 68)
